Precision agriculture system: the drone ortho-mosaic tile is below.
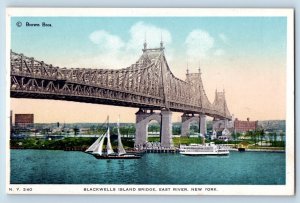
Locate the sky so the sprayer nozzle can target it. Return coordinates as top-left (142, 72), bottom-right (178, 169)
top-left (10, 16), bottom-right (287, 123)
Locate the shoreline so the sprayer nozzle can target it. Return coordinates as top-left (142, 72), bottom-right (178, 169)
top-left (10, 147), bottom-right (285, 153)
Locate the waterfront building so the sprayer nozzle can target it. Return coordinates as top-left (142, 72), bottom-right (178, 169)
top-left (234, 117), bottom-right (258, 133)
top-left (212, 116), bottom-right (258, 139)
top-left (15, 113), bottom-right (34, 128)
top-left (211, 127), bottom-right (234, 140)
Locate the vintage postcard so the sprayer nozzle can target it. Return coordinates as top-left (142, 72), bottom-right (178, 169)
top-left (6, 8), bottom-right (294, 195)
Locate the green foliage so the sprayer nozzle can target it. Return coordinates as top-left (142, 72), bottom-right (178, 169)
top-left (172, 125), bottom-right (181, 135)
top-left (10, 136), bottom-right (137, 150)
top-left (259, 129), bottom-right (265, 146)
top-left (73, 126), bottom-right (80, 136)
top-left (148, 123), bottom-right (160, 133)
top-left (173, 137), bottom-right (203, 146)
top-left (120, 138), bottom-right (134, 148)
top-left (247, 146), bottom-right (285, 150)
top-left (10, 131), bottom-right (285, 150)
top-left (212, 140), bottom-right (236, 144)
top-left (206, 121), bottom-right (213, 131)
top-left (267, 132), bottom-right (285, 147)
top-left (119, 125), bottom-right (135, 136)
top-left (231, 132), bottom-right (242, 147)
top-left (11, 137), bottom-right (96, 150)
top-left (189, 123), bottom-right (199, 134)
top-left (148, 137), bottom-right (160, 142)
top-left (244, 130), bottom-right (265, 146)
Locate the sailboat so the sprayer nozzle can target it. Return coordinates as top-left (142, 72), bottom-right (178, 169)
top-left (85, 116), bottom-right (142, 159)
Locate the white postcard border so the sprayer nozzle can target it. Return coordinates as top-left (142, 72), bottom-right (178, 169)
top-left (5, 8), bottom-right (295, 195)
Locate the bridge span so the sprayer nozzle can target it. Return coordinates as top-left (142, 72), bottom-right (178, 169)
top-left (10, 42), bottom-right (232, 147)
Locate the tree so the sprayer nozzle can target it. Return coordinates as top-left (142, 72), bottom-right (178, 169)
top-left (269, 132), bottom-right (277, 147)
top-left (237, 133), bottom-right (242, 140)
top-left (279, 132), bottom-right (285, 147)
top-left (273, 132), bottom-right (278, 147)
top-left (66, 129), bottom-right (70, 137)
top-left (259, 129), bottom-right (265, 146)
top-left (41, 128), bottom-right (50, 136)
top-left (90, 125), bottom-right (96, 133)
top-left (255, 130), bottom-right (260, 146)
top-left (73, 126), bottom-right (80, 136)
top-left (268, 133), bottom-right (273, 146)
top-left (231, 133), bottom-right (236, 147)
top-left (231, 132), bottom-right (240, 148)
top-left (172, 125), bottom-right (181, 135)
top-left (247, 131), bottom-right (255, 145)
top-left (96, 125), bottom-right (107, 134)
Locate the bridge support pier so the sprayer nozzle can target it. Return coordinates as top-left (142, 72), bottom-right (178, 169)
top-left (200, 114), bottom-right (207, 136)
top-left (135, 109), bottom-right (173, 148)
top-left (212, 118), bottom-right (230, 131)
top-left (181, 113), bottom-right (206, 137)
top-left (181, 113), bottom-right (198, 137)
top-left (160, 110), bottom-right (173, 148)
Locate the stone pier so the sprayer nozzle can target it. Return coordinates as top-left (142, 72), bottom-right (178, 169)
top-left (212, 118), bottom-right (232, 131)
top-left (181, 113), bottom-right (206, 137)
top-left (160, 110), bottom-right (173, 147)
top-left (135, 109), bottom-right (173, 148)
top-left (200, 114), bottom-right (207, 136)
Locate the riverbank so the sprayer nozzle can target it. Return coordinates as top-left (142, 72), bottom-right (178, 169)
top-left (10, 137), bottom-right (285, 152)
top-left (10, 137), bottom-right (134, 151)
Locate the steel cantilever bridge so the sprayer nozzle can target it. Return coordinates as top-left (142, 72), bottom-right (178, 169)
top-left (10, 42), bottom-right (232, 147)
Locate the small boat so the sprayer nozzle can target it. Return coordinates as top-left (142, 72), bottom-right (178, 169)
top-left (179, 142), bottom-right (230, 156)
top-left (85, 116), bottom-right (142, 159)
top-left (238, 147), bottom-right (246, 152)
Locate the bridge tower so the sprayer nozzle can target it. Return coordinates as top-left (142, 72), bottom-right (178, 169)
top-left (135, 41), bottom-right (174, 148)
top-left (212, 89), bottom-right (232, 133)
top-left (181, 65), bottom-right (207, 137)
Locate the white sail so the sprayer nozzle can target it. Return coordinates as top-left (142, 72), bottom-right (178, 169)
top-left (93, 130), bottom-right (107, 155)
top-left (106, 127), bottom-right (114, 155)
top-left (85, 134), bottom-right (103, 152)
top-left (117, 118), bottom-right (126, 155)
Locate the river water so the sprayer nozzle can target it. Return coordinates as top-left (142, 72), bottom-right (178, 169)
top-left (10, 150), bottom-right (285, 185)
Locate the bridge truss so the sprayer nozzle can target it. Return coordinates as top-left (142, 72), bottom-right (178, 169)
top-left (10, 44), bottom-right (231, 119)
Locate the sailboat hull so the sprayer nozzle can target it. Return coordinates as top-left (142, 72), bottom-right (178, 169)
top-left (93, 154), bottom-right (142, 159)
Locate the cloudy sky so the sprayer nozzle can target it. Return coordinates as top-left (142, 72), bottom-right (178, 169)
top-left (11, 17), bottom-right (287, 123)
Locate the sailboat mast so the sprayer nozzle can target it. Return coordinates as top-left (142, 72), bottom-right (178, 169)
top-left (117, 115), bottom-right (126, 155)
top-left (106, 115), bottom-right (114, 155)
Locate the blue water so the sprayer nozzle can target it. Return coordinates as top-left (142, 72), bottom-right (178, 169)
top-left (10, 150), bottom-right (285, 185)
